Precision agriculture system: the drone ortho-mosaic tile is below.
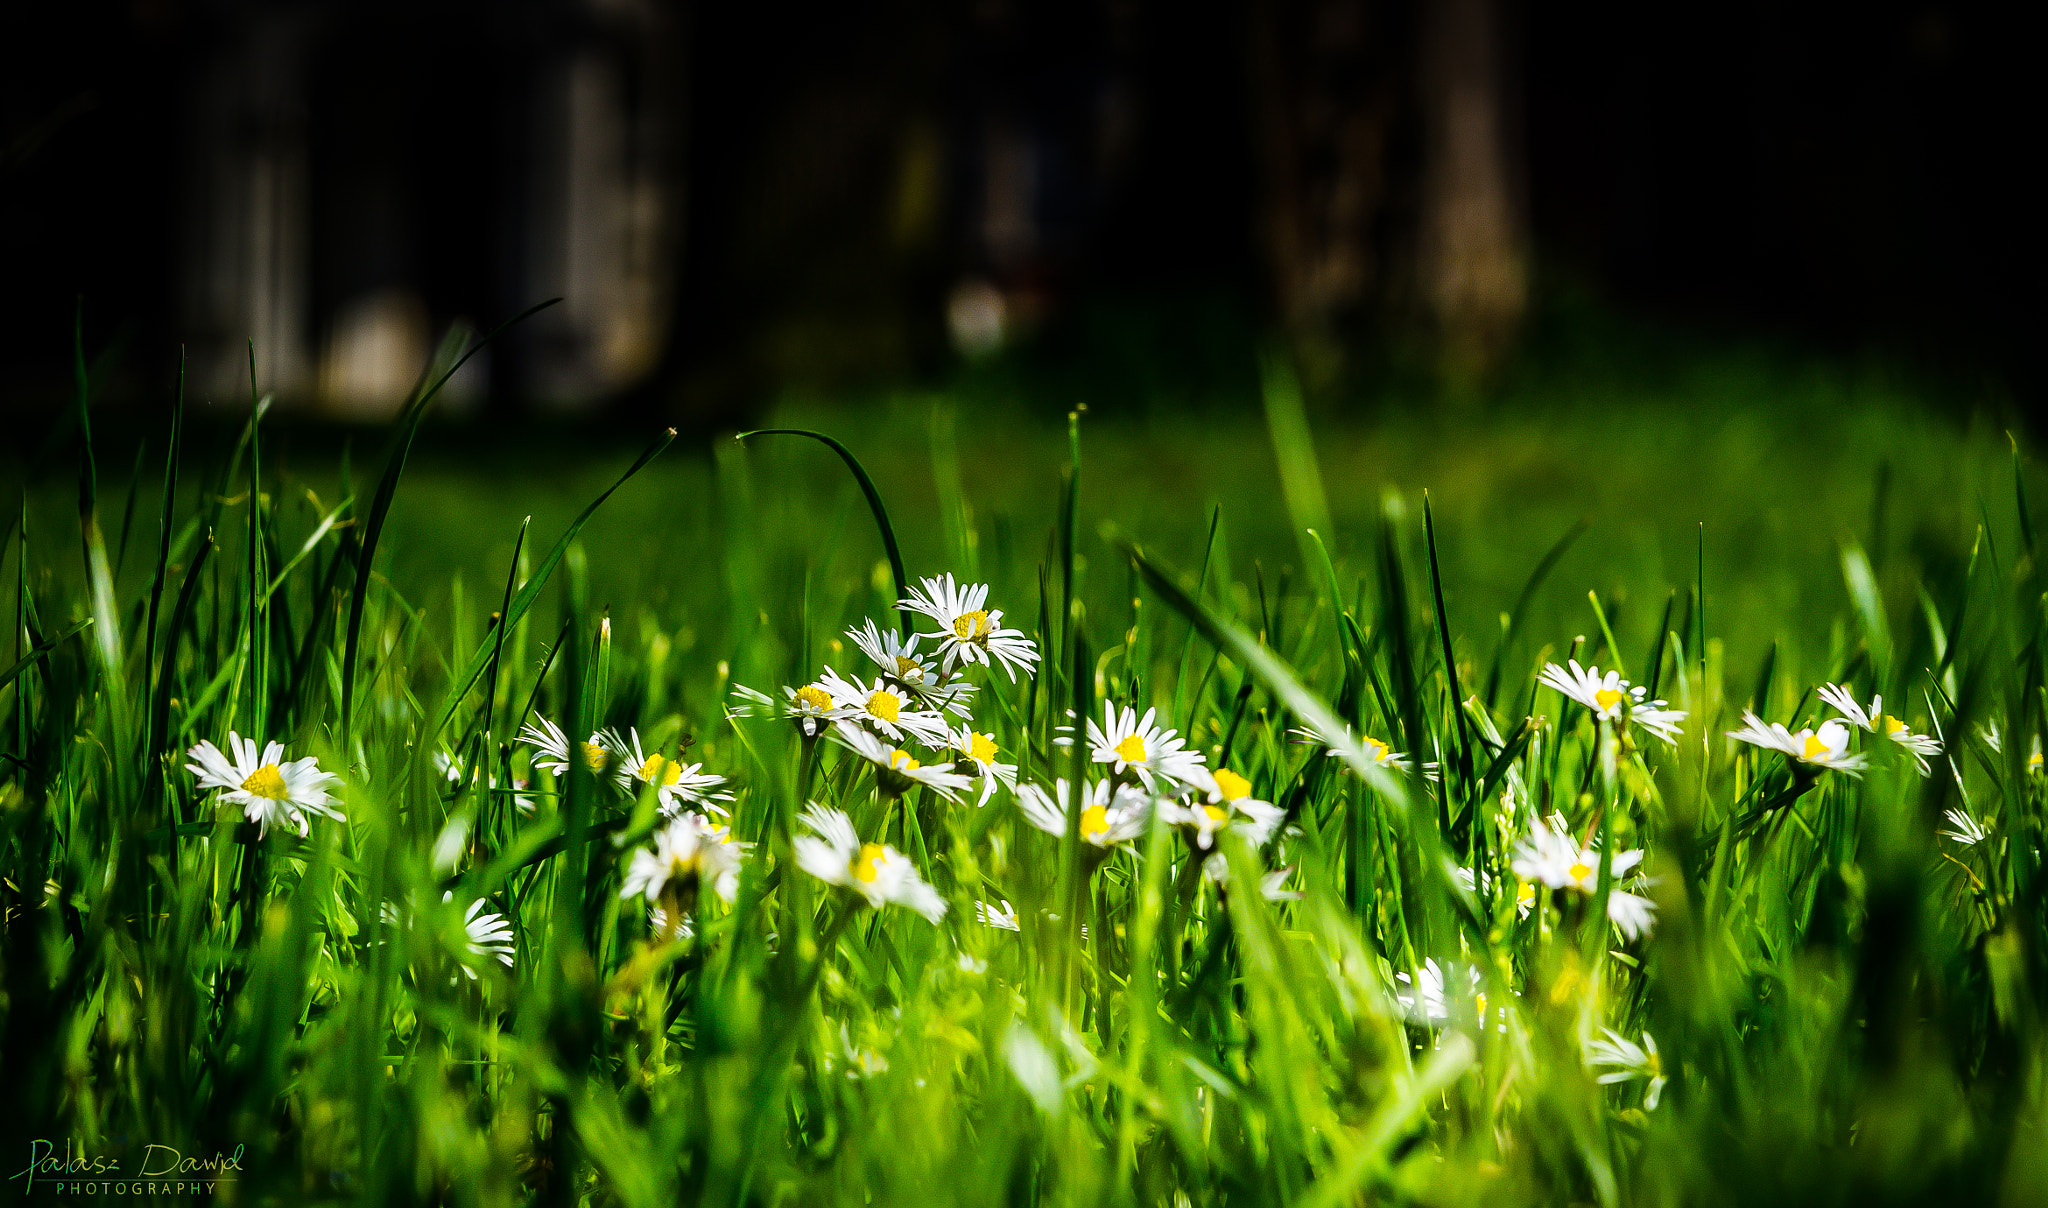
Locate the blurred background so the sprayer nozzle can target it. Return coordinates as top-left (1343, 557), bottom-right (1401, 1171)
top-left (1, 0), bottom-right (2041, 428)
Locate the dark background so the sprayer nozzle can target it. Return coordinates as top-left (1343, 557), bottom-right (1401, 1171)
top-left (1, 0), bottom-right (2040, 427)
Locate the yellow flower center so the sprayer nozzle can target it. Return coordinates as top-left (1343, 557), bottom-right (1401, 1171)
top-left (2032, 750), bottom-right (2045, 771)
top-left (1212, 768), bottom-right (1252, 801)
top-left (894, 655), bottom-right (925, 683)
top-left (1593, 687), bottom-right (1627, 712)
top-left (866, 690), bottom-right (902, 723)
top-left (853, 843), bottom-right (888, 883)
top-left (888, 749), bottom-right (921, 772)
top-left (967, 731), bottom-right (999, 764)
top-left (1079, 804), bottom-right (1111, 841)
top-left (1516, 881), bottom-right (1535, 908)
top-left (1112, 733), bottom-right (1148, 764)
top-left (1801, 733), bottom-right (1831, 760)
top-left (1476, 992), bottom-right (1489, 1017)
top-left (1567, 861), bottom-right (1593, 883)
top-left (638, 754), bottom-right (682, 786)
top-left (580, 741), bottom-right (609, 771)
top-left (1362, 737), bottom-right (1390, 763)
top-left (795, 684), bottom-right (833, 712)
top-left (953, 610), bottom-right (991, 642)
top-left (241, 764), bottom-right (290, 801)
top-left (1202, 804), bottom-right (1230, 826)
top-left (1881, 715), bottom-right (1906, 736)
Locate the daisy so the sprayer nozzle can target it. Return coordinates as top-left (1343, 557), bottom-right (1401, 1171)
top-left (1067, 701), bottom-right (1207, 791)
top-left (458, 898), bottom-right (517, 979)
top-left (1586, 1029), bottom-right (1666, 1109)
top-left (518, 716), bottom-right (624, 779)
top-left (975, 899), bottom-right (1022, 931)
top-left (1511, 818), bottom-right (1656, 939)
top-left (848, 618), bottom-right (984, 719)
top-left (1288, 720), bottom-right (1420, 775)
top-left (946, 723), bottom-right (1019, 807)
top-left (832, 722), bottom-right (975, 802)
top-left (1816, 684), bottom-right (1943, 774)
top-left (1726, 711), bottom-right (1867, 776)
top-left (1940, 807), bottom-right (1990, 846)
top-left (818, 667), bottom-right (953, 747)
top-left (1259, 866), bottom-right (1305, 901)
top-left (727, 681), bottom-right (847, 737)
top-left (1016, 778), bottom-right (1151, 848)
top-left (612, 727), bottom-right (732, 816)
top-left (380, 892), bottom-right (515, 981)
top-left (647, 903), bottom-right (695, 940)
top-left (793, 803), bottom-right (947, 922)
top-left (1538, 660), bottom-right (1686, 745)
top-left (621, 812), bottom-right (746, 907)
top-left (898, 574), bottom-right (1041, 679)
top-left (1171, 766), bottom-right (1285, 850)
top-left (1393, 959), bottom-right (1496, 1024)
top-left (185, 732), bottom-right (344, 838)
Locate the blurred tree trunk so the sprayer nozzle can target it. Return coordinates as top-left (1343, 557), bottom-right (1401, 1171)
top-left (1248, 0), bottom-right (1403, 385)
top-left (1416, 0), bottom-right (1526, 383)
top-left (1251, 0), bottom-right (1526, 387)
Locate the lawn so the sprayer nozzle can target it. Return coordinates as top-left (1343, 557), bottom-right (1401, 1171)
top-left (2, 338), bottom-right (2042, 1206)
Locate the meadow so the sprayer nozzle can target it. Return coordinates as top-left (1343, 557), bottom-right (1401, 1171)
top-left (3, 335), bottom-right (2045, 1207)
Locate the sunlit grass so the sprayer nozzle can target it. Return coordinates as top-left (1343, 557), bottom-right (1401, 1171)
top-left (3, 339), bottom-right (2044, 1206)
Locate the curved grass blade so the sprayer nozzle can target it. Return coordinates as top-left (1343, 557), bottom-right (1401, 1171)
top-left (141, 351), bottom-right (184, 783)
top-left (341, 298), bottom-right (560, 738)
top-left (431, 430), bottom-right (674, 744)
top-left (0, 617), bottom-right (93, 697)
top-left (1484, 515), bottom-right (1588, 708)
top-left (1422, 494), bottom-right (1473, 793)
top-left (1127, 543), bottom-right (1482, 930)
top-left (736, 428), bottom-right (910, 637)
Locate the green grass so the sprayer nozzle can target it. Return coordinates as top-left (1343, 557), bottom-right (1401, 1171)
top-left (4, 341), bottom-right (2046, 1206)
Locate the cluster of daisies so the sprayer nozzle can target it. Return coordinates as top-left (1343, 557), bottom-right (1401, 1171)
top-left (724, 573), bottom-right (1370, 925)
top-left (177, 587), bottom-right (1958, 994)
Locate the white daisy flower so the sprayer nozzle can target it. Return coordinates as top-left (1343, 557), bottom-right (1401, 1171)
top-left (1586, 1028), bottom-right (1666, 1109)
top-left (847, 618), bottom-right (984, 719)
top-left (1816, 684), bottom-right (1943, 774)
top-left (831, 722), bottom-right (975, 802)
top-left (817, 667), bottom-right (953, 747)
top-left (1259, 866), bottom-right (1305, 901)
top-left (458, 898), bottom-right (517, 978)
top-left (380, 892), bottom-right (515, 980)
top-left (975, 899), bottom-right (1022, 931)
top-left (1066, 701), bottom-right (1207, 791)
top-left (612, 727), bottom-right (732, 816)
top-left (1511, 819), bottom-right (1655, 939)
top-left (1941, 807), bottom-right (1990, 846)
top-left (647, 903), bottom-right (694, 939)
top-left (1016, 778), bottom-right (1152, 848)
top-left (793, 803), bottom-right (947, 922)
top-left (898, 573), bottom-right (1041, 679)
top-left (1393, 959), bottom-right (1501, 1023)
top-left (1287, 721), bottom-right (1423, 775)
top-left (1538, 660), bottom-right (1686, 745)
top-left (1171, 766), bottom-right (1285, 850)
top-left (185, 732), bottom-right (344, 838)
top-left (1604, 890), bottom-right (1658, 941)
top-left (620, 812), bottom-right (746, 907)
top-left (517, 716), bottom-right (624, 779)
top-left (728, 681), bottom-right (848, 737)
top-left (946, 723), bottom-right (1019, 807)
top-left (1726, 710), bottom-right (1867, 775)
